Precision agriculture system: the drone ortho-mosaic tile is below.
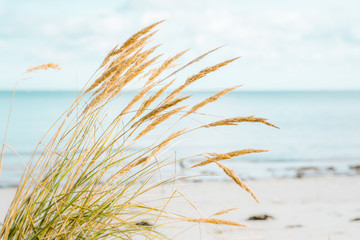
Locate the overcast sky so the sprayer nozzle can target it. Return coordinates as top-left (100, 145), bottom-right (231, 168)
top-left (0, 0), bottom-right (359, 91)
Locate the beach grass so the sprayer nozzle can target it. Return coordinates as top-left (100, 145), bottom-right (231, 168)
top-left (0, 21), bottom-right (277, 239)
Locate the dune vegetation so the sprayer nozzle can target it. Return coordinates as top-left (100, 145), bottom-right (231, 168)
top-left (0, 21), bottom-right (277, 239)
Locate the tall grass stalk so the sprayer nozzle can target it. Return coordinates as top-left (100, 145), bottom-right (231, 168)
top-left (0, 21), bottom-right (277, 239)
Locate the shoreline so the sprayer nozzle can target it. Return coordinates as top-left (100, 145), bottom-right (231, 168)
top-left (1, 175), bottom-right (360, 239)
top-left (1, 161), bottom-right (359, 188)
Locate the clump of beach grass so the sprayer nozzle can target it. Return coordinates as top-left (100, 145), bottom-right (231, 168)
top-left (0, 21), bottom-right (277, 239)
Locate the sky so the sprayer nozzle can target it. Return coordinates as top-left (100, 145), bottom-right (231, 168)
top-left (0, 0), bottom-right (359, 91)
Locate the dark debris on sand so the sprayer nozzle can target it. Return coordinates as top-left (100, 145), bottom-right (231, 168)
top-left (135, 221), bottom-right (153, 226)
top-left (350, 165), bottom-right (360, 171)
top-left (247, 214), bottom-right (274, 221)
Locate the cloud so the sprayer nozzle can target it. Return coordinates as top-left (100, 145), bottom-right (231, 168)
top-left (0, 0), bottom-right (360, 90)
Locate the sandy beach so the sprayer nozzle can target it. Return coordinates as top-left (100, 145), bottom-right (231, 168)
top-left (1, 175), bottom-right (359, 239)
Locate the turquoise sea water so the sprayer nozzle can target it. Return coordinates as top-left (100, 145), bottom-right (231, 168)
top-left (0, 90), bottom-right (360, 186)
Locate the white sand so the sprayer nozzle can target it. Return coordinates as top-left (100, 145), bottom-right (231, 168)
top-left (1, 175), bottom-right (359, 239)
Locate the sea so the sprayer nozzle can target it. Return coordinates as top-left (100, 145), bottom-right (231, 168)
top-left (0, 90), bottom-right (360, 186)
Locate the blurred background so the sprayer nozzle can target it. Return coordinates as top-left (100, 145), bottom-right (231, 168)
top-left (1, 0), bottom-right (360, 185)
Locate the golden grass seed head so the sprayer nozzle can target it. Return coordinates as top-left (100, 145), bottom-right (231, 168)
top-left (215, 161), bottom-right (260, 203)
top-left (25, 63), bottom-right (61, 73)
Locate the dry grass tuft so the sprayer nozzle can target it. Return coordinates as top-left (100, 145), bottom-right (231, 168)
top-left (0, 21), bottom-right (276, 239)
